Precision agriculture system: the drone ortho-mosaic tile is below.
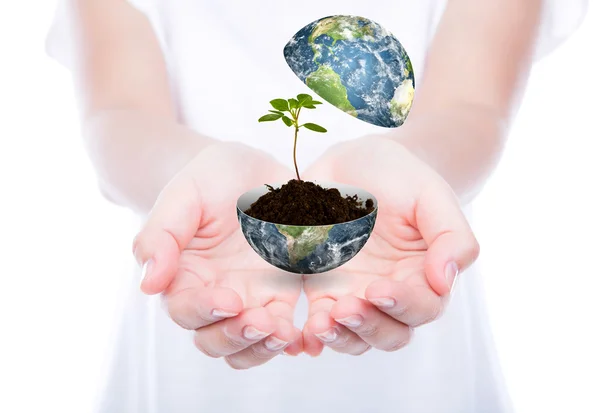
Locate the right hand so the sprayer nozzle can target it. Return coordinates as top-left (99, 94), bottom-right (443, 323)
top-left (300, 135), bottom-right (480, 357)
top-left (132, 141), bottom-right (303, 369)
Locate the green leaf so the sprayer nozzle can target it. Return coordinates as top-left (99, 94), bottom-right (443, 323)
top-left (259, 113), bottom-right (282, 122)
top-left (281, 116), bottom-right (293, 127)
top-left (270, 99), bottom-right (289, 111)
top-left (269, 110), bottom-right (285, 116)
top-left (288, 98), bottom-right (299, 109)
top-left (303, 104), bottom-right (316, 109)
top-left (302, 123), bottom-right (327, 133)
top-left (311, 100), bottom-right (323, 105)
top-left (297, 93), bottom-right (312, 106)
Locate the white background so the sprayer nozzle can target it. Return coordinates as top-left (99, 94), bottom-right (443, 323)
top-left (1, 2), bottom-right (598, 413)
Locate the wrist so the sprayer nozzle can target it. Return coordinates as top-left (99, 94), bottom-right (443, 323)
top-left (385, 104), bottom-right (508, 201)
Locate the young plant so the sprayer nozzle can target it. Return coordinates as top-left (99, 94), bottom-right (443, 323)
top-left (258, 93), bottom-right (327, 181)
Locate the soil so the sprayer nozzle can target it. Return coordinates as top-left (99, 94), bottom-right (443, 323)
top-left (243, 179), bottom-right (375, 226)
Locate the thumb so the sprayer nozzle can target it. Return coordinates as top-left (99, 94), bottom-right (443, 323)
top-left (416, 182), bottom-right (480, 297)
top-left (133, 178), bottom-right (202, 295)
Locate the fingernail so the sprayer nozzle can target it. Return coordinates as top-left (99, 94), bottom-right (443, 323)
top-left (242, 326), bottom-right (270, 340)
top-left (369, 297), bottom-right (396, 308)
top-left (264, 336), bottom-right (289, 351)
top-left (141, 259), bottom-right (155, 283)
top-left (335, 315), bottom-right (363, 328)
top-left (211, 309), bottom-right (239, 318)
top-left (445, 261), bottom-right (459, 293)
top-left (315, 328), bottom-right (338, 343)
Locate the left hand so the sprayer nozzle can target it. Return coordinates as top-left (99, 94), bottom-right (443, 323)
top-left (132, 142), bottom-right (304, 369)
top-left (300, 135), bottom-right (480, 356)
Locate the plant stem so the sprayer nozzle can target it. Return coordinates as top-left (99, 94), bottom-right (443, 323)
top-left (291, 106), bottom-right (302, 181)
top-left (293, 126), bottom-right (300, 181)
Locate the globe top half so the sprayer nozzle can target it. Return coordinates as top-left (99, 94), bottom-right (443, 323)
top-left (284, 15), bottom-right (415, 128)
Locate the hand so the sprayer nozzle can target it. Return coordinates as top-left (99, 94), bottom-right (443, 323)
top-left (132, 141), bottom-right (303, 369)
top-left (300, 135), bottom-right (480, 356)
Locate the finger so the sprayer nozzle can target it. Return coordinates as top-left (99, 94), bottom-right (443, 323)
top-left (283, 336), bottom-right (304, 356)
top-left (225, 318), bottom-right (301, 370)
top-left (302, 297), bottom-right (335, 357)
top-left (165, 286), bottom-right (243, 330)
top-left (331, 296), bottom-right (412, 351)
top-left (416, 183), bottom-right (480, 296)
top-left (193, 307), bottom-right (276, 358)
top-left (305, 311), bottom-right (371, 356)
top-left (133, 178), bottom-right (202, 295)
top-left (366, 278), bottom-right (444, 327)
top-left (263, 300), bottom-right (304, 356)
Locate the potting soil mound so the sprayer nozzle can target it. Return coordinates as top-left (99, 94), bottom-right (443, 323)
top-left (244, 179), bottom-right (374, 226)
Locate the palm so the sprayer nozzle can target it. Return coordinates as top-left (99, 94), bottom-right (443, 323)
top-left (174, 226), bottom-right (301, 313)
top-left (303, 136), bottom-right (432, 298)
top-left (143, 142), bottom-right (303, 357)
top-left (297, 135), bottom-right (477, 355)
top-left (303, 191), bottom-right (429, 313)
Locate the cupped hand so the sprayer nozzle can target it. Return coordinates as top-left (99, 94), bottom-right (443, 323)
top-left (133, 141), bottom-right (303, 369)
top-left (301, 135), bottom-right (480, 356)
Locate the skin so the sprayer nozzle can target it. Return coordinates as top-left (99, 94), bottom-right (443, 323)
top-left (50, 0), bottom-right (542, 367)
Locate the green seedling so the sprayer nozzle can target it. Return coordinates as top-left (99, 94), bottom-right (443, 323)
top-left (258, 93), bottom-right (327, 181)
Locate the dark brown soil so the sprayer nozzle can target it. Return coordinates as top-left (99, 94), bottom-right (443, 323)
top-left (243, 179), bottom-right (375, 225)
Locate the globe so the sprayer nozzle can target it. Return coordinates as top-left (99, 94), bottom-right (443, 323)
top-left (284, 15), bottom-right (415, 128)
top-left (237, 182), bottom-right (378, 274)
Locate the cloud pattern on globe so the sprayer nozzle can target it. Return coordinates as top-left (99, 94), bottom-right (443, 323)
top-left (284, 15), bottom-right (415, 128)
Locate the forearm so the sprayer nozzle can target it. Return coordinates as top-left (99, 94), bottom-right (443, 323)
top-left (65, 0), bottom-right (173, 117)
top-left (55, 0), bottom-right (214, 213)
top-left (392, 0), bottom-right (543, 201)
top-left (83, 110), bottom-right (213, 214)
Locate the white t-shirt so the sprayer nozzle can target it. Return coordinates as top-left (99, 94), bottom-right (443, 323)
top-left (48, 1), bottom-right (587, 412)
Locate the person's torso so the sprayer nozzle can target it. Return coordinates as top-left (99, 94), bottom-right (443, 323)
top-left (100, 2), bottom-right (512, 413)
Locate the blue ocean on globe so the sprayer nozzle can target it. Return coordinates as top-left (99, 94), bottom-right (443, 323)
top-left (284, 15), bottom-right (415, 128)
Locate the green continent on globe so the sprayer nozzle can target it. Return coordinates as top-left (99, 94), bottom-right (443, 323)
top-left (306, 65), bottom-right (357, 117)
top-left (275, 225), bottom-right (334, 265)
top-left (308, 16), bottom-right (373, 45)
top-left (403, 53), bottom-right (414, 77)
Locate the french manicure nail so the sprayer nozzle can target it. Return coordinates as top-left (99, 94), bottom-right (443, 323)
top-left (211, 309), bottom-right (239, 318)
top-left (315, 328), bottom-right (338, 343)
top-left (335, 315), bottom-right (363, 328)
top-left (445, 261), bottom-right (459, 293)
top-left (141, 259), bottom-right (155, 283)
top-left (242, 326), bottom-right (270, 340)
top-left (369, 297), bottom-right (396, 308)
top-left (264, 336), bottom-right (289, 351)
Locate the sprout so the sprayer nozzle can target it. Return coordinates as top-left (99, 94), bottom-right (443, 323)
top-left (258, 94), bottom-right (327, 181)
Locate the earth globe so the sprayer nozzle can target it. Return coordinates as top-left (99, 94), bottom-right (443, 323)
top-left (237, 15), bottom-right (415, 274)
